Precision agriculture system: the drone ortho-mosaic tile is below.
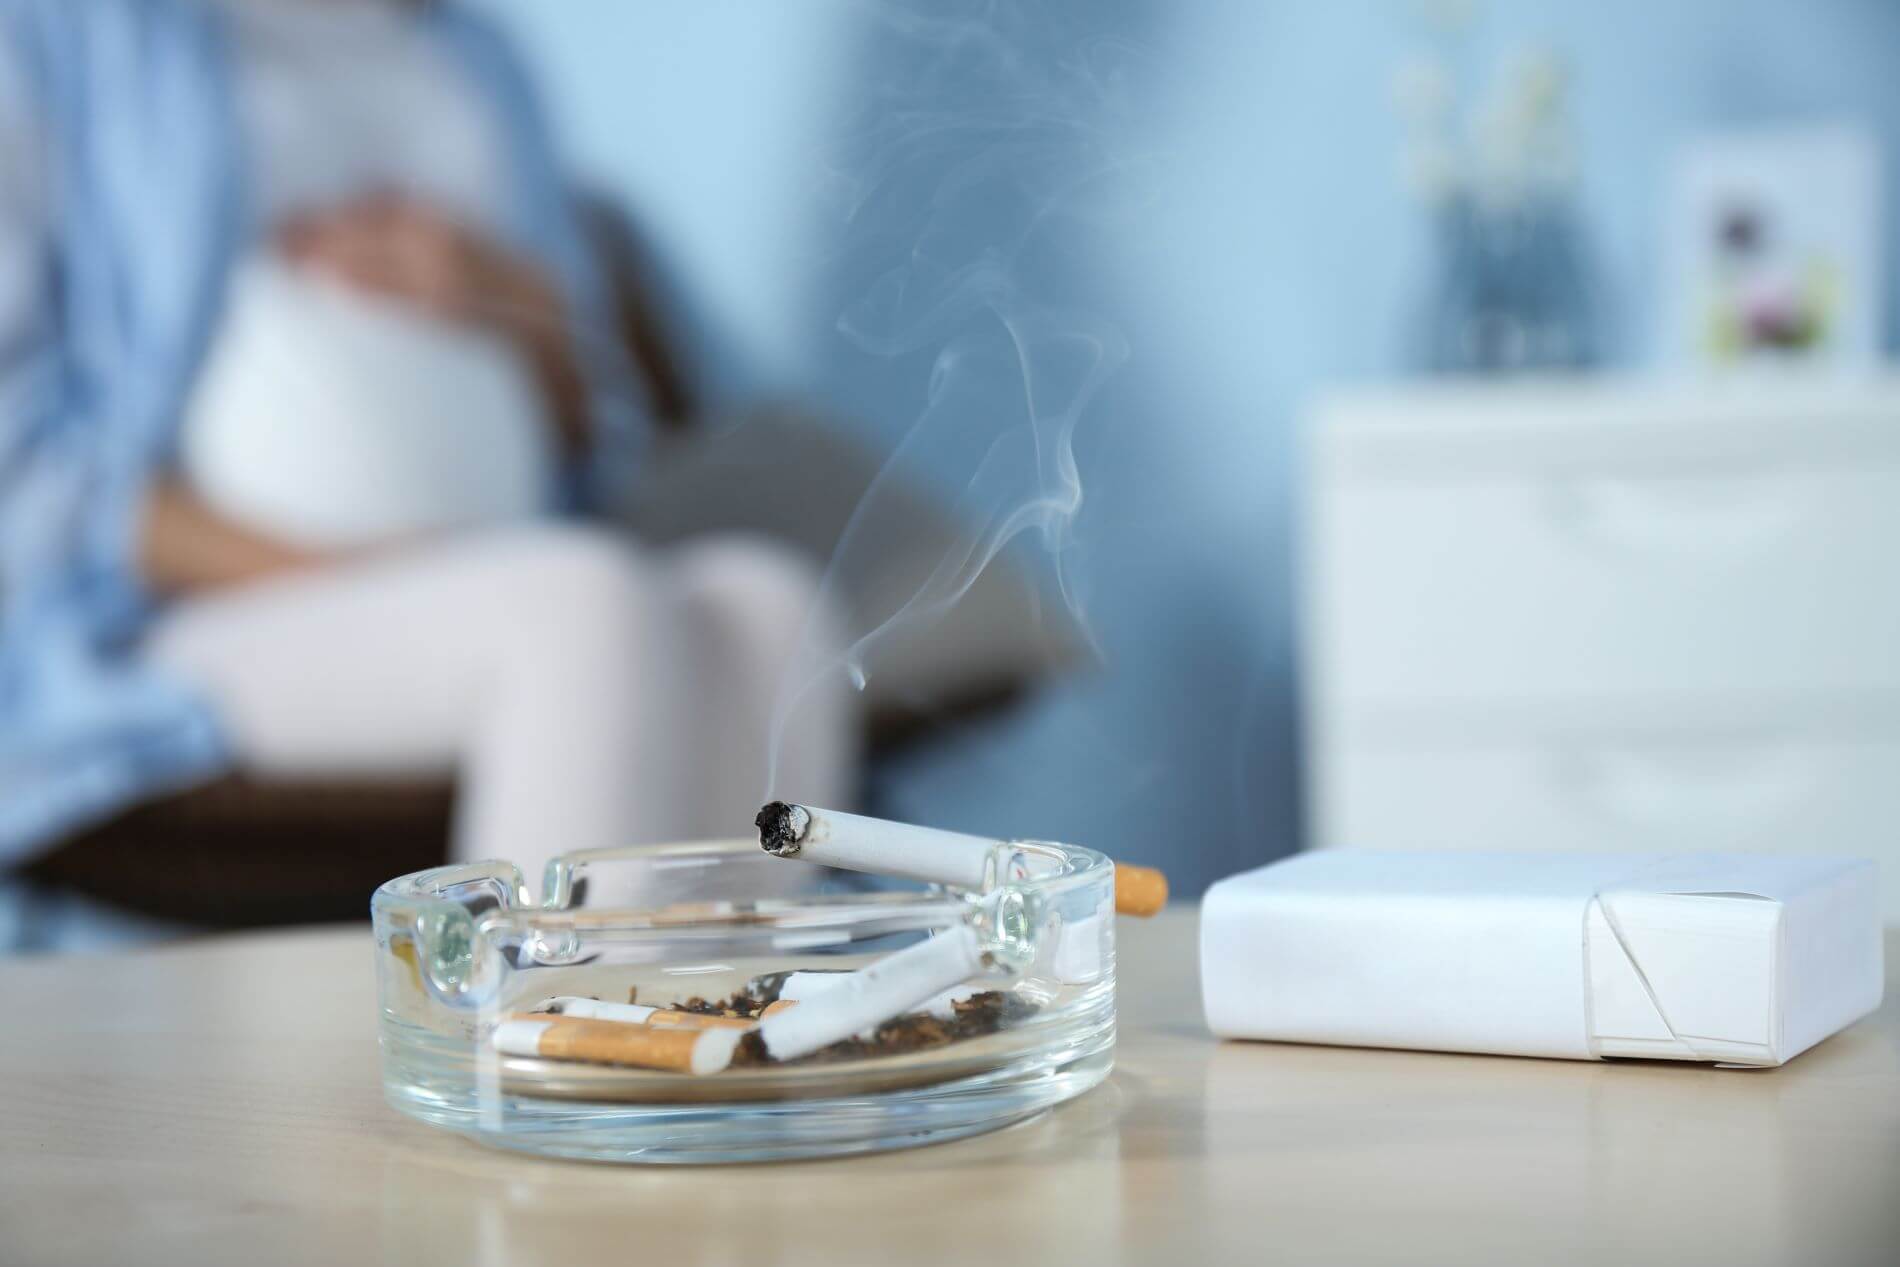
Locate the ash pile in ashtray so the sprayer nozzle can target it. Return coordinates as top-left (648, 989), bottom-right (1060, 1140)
top-left (647, 974), bottom-right (1038, 1067)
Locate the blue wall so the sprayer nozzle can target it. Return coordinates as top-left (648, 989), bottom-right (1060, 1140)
top-left (484, 0), bottom-right (1900, 893)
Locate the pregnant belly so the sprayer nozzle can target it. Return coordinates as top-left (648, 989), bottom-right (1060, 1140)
top-left (180, 255), bottom-right (556, 549)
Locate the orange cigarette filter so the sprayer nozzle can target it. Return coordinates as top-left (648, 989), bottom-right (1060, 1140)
top-left (1115, 863), bottom-right (1168, 917)
top-left (493, 1015), bottom-right (741, 1075)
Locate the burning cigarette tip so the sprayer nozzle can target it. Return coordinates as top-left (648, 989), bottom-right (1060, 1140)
top-left (756, 801), bottom-right (811, 857)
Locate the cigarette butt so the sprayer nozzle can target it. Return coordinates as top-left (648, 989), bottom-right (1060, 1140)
top-left (538, 996), bottom-right (789, 1028)
top-left (535, 997), bottom-right (654, 1022)
top-left (390, 936), bottom-right (423, 990)
top-left (1115, 863), bottom-right (1167, 916)
top-left (644, 1009), bottom-right (758, 1030)
top-left (760, 999), bottom-right (798, 1017)
top-left (492, 1016), bottom-right (741, 1075)
top-left (780, 971), bottom-right (973, 1020)
top-left (759, 925), bottom-right (987, 1062)
top-left (503, 1010), bottom-right (749, 1032)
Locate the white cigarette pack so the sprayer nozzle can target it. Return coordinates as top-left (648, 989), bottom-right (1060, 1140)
top-left (1201, 852), bottom-right (1883, 1066)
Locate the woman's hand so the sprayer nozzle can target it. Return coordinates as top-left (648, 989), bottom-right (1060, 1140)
top-left (279, 195), bottom-right (590, 456)
top-left (138, 480), bottom-right (332, 595)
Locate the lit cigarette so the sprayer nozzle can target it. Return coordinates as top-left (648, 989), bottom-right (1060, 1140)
top-left (757, 924), bottom-right (988, 1062)
top-left (530, 997), bottom-right (785, 1029)
top-left (491, 1015), bottom-right (742, 1075)
top-left (777, 971), bottom-right (975, 1021)
top-left (757, 802), bottom-right (996, 889)
top-left (756, 802), bottom-right (1168, 916)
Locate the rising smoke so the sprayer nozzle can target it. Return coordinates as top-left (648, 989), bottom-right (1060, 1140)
top-left (765, 0), bottom-right (1145, 792)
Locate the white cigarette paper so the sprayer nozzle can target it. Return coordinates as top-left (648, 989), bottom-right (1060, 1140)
top-left (778, 971), bottom-right (977, 1021)
top-left (534, 997), bottom-right (658, 1023)
top-left (757, 802), bottom-right (1034, 890)
top-left (758, 801), bottom-right (1169, 919)
top-left (493, 1018), bottom-right (562, 1058)
top-left (529, 997), bottom-right (770, 1030)
top-left (757, 924), bottom-right (988, 1061)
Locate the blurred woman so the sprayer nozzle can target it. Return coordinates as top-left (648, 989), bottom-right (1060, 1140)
top-left (0, 0), bottom-right (854, 889)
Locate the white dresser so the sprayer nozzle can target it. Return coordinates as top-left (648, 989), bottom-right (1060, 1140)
top-left (1302, 376), bottom-right (1900, 917)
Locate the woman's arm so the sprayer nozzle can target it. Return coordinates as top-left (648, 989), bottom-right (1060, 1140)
top-left (4, 20), bottom-right (319, 610)
top-left (137, 480), bottom-right (327, 595)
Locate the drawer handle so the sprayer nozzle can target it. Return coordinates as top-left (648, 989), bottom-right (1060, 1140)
top-left (1554, 744), bottom-right (1819, 831)
top-left (1546, 475), bottom-right (1811, 556)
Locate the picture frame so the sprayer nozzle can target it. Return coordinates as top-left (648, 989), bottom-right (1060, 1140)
top-left (1661, 124), bottom-right (1881, 373)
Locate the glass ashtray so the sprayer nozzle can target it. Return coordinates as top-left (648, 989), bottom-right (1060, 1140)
top-left (372, 838), bottom-right (1116, 1163)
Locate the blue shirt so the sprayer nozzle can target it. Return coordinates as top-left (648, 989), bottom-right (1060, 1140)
top-left (0, 0), bottom-right (637, 863)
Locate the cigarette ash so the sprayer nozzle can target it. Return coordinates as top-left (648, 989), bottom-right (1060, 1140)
top-left (755, 801), bottom-right (808, 857)
top-left (641, 980), bottom-right (1037, 1067)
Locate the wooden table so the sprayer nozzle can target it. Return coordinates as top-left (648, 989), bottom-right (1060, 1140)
top-left (2, 910), bottom-right (1894, 1266)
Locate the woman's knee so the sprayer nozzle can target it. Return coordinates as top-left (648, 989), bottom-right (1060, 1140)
top-left (483, 524), bottom-right (661, 661)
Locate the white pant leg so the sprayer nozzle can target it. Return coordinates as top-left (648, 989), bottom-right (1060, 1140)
top-left (142, 524), bottom-right (698, 890)
top-left (664, 537), bottom-right (859, 837)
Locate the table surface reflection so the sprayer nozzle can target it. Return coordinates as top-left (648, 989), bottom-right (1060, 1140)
top-left (1, 908), bottom-right (1894, 1266)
